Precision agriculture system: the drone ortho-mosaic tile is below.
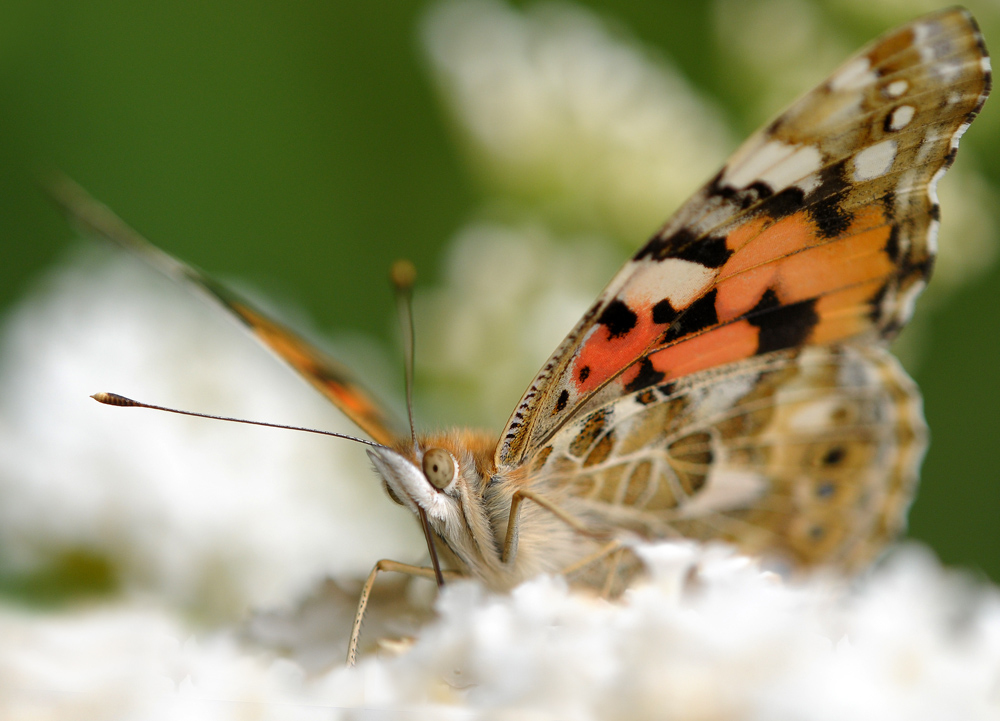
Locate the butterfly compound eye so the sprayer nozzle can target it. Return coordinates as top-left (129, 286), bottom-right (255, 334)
top-left (422, 448), bottom-right (455, 490)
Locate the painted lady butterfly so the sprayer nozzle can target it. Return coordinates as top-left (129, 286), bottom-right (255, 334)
top-left (62, 8), bottom-right (990, 663)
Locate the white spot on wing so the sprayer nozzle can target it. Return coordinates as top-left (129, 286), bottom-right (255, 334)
top-left (677, 469), bottom-right (767, 516)
top-left (884, 80), bottom-right (908, 98)
top-left (623, 259), bottom-right (716, 310)
top-left (723, 140), bottom-right (822, 193)
top-left (829, 57), bottom-right (875, 91)
top-left (787, 398), bottom-right (842, 432)
top-left (853, 140), bottom-right (897, 181)
top-left (888, 105), bottom-right (915, 131)
top-left (936, 59), bottom-right (963, 82)
top-left (760, 145), bottom-right (823, 192)
top-left (723, 140), bottom-right (795, 188)
top-left (895, 279), bottom-right (926, 325)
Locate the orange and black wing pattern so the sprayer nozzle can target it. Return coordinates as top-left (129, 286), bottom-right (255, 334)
top-left (498, 8), bottom-right (990, 467)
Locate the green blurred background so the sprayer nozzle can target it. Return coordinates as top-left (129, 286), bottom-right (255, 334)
top-left (1, 0), bottom-right (997, 581)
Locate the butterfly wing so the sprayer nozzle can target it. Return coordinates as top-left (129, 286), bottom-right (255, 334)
top-left (50, 176), bottom-right (405, 445)
top-left (530, 344), bottom-right (925, 572)
top-left (498, 8), bottom-right (990, 467)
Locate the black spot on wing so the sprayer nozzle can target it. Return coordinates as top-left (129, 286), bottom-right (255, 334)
top-left (634, 232), bottom-right (676, 262)
top-left (808, 192), bottom-right (853, 239)
top-left (869, 282), bottom-right (889, 324)
top-left (746, 289), bottom-right (819, 354)
top-left (763, 186), bottom-right (806, 219)
top-left (708, 172), bottom-right (780, 211)
top-left (635, 228), bottom-right (732, 268)
top-left (598, 299), bottom-right (637, 339)
top-left (746, 181), bottom-right (774, 201)
top-left (664, 289), bottom-right (719, 343)
top-left (624, 357), bottom-right (666, 393)
top-left (657, 381), bottom-right (677, 397)
top-left (554, 389), bottom-right (569, 414)
top-left (802, 160), bottom-right (851, 231)
top-left (635, 389), bottom-right (657, 406)
top-left (900, 251), bottom-right (934, 282)
top-left (881, 190), bottom-right (896, 221)
top-left (677, 235), bottom-right (732, 268)
top-left (578, 365), bottom-right (591, 383)
top-left (652, 298), bottom-right (677, 325)
top-left (929, 203), bottom-right (940, 222)
top-left (885, 225), bottom-right (901, 263)
top-left (822, 446), bottom-right (846, 466)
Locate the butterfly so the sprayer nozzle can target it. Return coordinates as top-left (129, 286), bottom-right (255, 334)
top-left (59, 7), bottom-right (990, 665)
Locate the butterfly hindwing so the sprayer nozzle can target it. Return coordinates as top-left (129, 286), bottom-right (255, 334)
top-left (50, 176), bottom-right (405, 446)
top-left (530, 344), bottom-right (926, 572)
top-left (498, 8), bottom-right (990, 468)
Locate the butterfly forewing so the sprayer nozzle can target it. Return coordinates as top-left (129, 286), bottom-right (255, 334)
top-left (498, 8), bottom-right (990, 469)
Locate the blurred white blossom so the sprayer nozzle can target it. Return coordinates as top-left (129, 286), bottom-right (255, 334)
top-left (423, 0), bottom-right (734, 243)
top-left (4, 543), bottom-right (1000, 720)
top-left (0, 245), bottom-right (422, 622)
top-left (3, 0), bottom-right (1000, 718)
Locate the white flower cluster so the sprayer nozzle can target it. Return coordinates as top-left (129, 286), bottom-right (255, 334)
top-left (2, 0), bottom-right (999, 718)
top-left (422, 0), bottom-right (733, 243)
top-left (3, 543), bottom-right (999, 719)
top-left (0, 246), bottom-right (421, 621)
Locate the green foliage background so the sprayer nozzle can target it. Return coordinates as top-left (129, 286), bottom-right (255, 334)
top-left (1, 0), bottom-right (997, 582)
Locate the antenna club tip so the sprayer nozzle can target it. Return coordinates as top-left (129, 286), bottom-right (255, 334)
top-left (91, 392), bottom-right (136, 407)
top-left (390, 259), bottom-right (417, 291)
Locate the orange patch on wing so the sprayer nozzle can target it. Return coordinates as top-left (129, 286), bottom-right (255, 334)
top-left (646, 321), bottom-right (760, 381)
top-left (715, 205), bottom-right (892, 323)
top-left (721, 210), bottom-right (818, 279)
top-left (810, 281), bottom-right (886, 343)
top-left (723, 216), bottom-right (769, 254)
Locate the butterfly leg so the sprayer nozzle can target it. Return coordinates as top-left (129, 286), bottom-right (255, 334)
top-left (558, 539), bottom-right (624, 581)
top-left (502, 488), bottom-right (609, 566)
top-left (347, 559), bottom-right (459, 667)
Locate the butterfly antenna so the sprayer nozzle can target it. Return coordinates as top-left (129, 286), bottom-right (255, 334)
top-left (388, 262), bottom-right (445, 586)
top-left (90, 392), bottom-right (386, 448)
top-left (390, 259), bottom-right (418, 452)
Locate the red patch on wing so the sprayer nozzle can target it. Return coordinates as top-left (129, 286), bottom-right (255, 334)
top-left (645, 320), bottom-right (760, 382)
top-left (572, 305), bottom-right (659, 394)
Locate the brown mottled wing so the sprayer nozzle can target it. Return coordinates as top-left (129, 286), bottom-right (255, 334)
top-left (49, 175), bottom-right (405, 445)
top-left (497, 8), bottom-right (989, 468)
top-left (532, 345), bottom-right (926, 573)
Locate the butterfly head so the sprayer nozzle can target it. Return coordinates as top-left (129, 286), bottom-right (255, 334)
top-left (366, 430), bottom-right (502, 580)
top-left (367, 445), bottom-right (462, 519)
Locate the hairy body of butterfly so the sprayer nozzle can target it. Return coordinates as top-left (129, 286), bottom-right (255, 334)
top-left (64, 8), bottom-right (989, 661)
